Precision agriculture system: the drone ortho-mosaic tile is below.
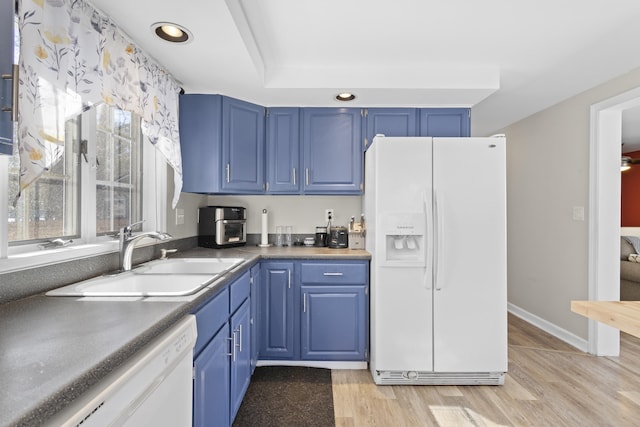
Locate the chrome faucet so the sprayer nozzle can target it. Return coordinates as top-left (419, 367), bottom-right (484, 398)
top-left (119, 221), bottom-right (173, 271)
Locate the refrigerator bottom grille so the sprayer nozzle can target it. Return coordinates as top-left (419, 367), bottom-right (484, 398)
top-left (372, 370), bottom-right (505, 386)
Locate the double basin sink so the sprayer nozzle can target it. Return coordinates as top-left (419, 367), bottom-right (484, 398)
top-left (46, 258), bottom-right (245, 297)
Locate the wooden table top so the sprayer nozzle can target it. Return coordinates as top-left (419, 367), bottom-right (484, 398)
top-left (571, 300), bottom-right (640, 338)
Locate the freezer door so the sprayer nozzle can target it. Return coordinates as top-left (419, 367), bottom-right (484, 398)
top-left (367, 136), bottom-right (435, 372)
top-left (432, 137), bottom-right (508, 373)
top-left (371, 266), bottom-right (433, 371)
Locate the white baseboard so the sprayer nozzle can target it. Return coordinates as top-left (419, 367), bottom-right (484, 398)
top-left (257, 360), bottom-right (367, 370)
top-left (508, 303), bottom-right (588, 352)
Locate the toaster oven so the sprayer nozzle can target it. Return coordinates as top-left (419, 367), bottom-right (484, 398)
top-left (198, 206), bottom-right (247, 248)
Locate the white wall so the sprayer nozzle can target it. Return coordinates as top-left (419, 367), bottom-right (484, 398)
top-left (484, 67), bottom-right (640, 340)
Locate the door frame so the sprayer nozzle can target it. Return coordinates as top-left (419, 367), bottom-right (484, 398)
top-left (589, 86), bottom-right (640, 355)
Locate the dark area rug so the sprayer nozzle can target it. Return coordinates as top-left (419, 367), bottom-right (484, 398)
top-left (232, 366), bottom-right (335, 427)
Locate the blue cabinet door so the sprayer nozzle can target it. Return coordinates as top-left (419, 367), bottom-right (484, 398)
top-left (302, 108), bottom-right (362, 194)
top-left (260, 262), bottom-right (295, 359)
top-left (230, 299), bottom-right (251, 422)
top-left (0, 1), bottom-right (16, 155)
top-left (193, 323), bottom-right (230, 427)
top-left (266, 107), bottom-right (300, 193)
top-left (419, 108), bottom-right (470, 137)
top-left (179, 94), bottom-right (223, 193)
top-left (250, 263), bottom-right (260, 373)
top-left (364, 108), bottom-right (418, 149)
top-left (300, 285), bottom-right (367, 361)
top-left (222, 97), bottom-right (265, 193)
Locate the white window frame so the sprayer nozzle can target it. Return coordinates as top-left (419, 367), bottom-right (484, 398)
top-left (0, 111), bottom-right (167, 274)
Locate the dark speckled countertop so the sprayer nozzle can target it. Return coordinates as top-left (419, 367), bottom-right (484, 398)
top-left (0, 246), bottom-right (369, 427)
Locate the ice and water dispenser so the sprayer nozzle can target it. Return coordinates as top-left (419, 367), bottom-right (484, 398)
top-left (381, 213), bottom-right (426, 266)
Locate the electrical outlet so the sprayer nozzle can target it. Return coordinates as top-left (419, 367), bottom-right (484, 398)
top-left (175, 208), bottom-right (185, 225)
top-left (325, 209), bottom-right (334, 223)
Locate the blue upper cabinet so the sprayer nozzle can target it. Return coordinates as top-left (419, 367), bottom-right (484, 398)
top-left (0, 0), bottom-right (16, 155)
top-left (364, 108), bottom-right (418, 149)
top-left (302, 108), bottom-right (363, 194)
top-left (180, 94), bottom-right (469, 195)
top-left (266, 107), bottom-right (300, 193)
top-left (179, 94), bottom-right (223, 193)
top-left (419, 108), bottom-right (470, 137)
top-left (179, 94), bottom-right (265, 194)
top-left (222, 97), bottom-right (265, 193)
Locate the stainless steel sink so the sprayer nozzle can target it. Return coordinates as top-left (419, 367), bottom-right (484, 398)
top-left (46, 272), bottom-right (218, 297)
top-left (134, 258), bottom-right (244, 275)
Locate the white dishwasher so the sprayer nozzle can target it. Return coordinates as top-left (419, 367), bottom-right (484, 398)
top-left (46, 315), bottom-right (197, 427)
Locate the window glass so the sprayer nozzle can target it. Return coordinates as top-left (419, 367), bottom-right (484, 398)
top-left (95, 104), bottom-right (142, 235)
top-left (8, 119), bottom-right (80, 243)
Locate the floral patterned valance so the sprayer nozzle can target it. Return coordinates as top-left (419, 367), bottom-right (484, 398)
top-left (17, 0), bottom-right (183, 207)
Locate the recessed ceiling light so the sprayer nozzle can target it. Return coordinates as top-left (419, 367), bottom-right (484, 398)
top-left (336, 92), bottom-right (356, 101)
top-left (152, 22), bottom-right (192, 43)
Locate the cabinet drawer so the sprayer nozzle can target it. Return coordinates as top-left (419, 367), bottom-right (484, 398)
top-left (300, 262), bottom-right (368, 284)
top-left (230, 270), bottom-right (251, 313)
top-left (193, 287), bottom-right (229, 357)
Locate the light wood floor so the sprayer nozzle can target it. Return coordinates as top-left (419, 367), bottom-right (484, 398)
top-left (332, 313), bottom-right (640, 426)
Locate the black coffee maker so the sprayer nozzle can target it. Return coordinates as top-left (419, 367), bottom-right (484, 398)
top-left (328, 226), bottom-right (349, 248)
top-left (314, 226), bottom-right (327, 246)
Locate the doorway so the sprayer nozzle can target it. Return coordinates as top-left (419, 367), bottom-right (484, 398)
top-left (589, 86), bottom-right (640, 355)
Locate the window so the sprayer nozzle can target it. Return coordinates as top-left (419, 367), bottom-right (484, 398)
top-left (1, 2), bottom-right (172, 268)
top-left (1, 103), bottom-right (166, 267)
top-left (7, 105), bottom-right (143, 247)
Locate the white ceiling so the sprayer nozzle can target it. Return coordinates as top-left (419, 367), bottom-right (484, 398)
top-left (89, 0), bottom-right (640, 137)
top-left (623, 106), bottom-right (640, 153)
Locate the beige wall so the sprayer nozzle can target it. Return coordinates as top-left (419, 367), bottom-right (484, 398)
top-left (481, 67), bottom-right (640, 339)
top-left (205, 195), bottom-right (362, 236)
top-left (165, 166), bottom-right (363, 239)
top-left (165, 168), bottom-right (208, 239)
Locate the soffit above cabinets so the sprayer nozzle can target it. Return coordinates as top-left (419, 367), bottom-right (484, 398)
top-left (88, 0), bottom-right (640, 135)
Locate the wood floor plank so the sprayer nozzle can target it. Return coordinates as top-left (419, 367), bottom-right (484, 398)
top-left (619, 390), bottom-right (640, 406)
top-left (332, 313), bottom-right (640, 426)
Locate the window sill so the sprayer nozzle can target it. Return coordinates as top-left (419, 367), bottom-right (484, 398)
top-left (0, 241), bottom-right (120, 274)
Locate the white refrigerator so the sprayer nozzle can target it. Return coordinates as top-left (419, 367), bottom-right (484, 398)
top-left (364, 135), bottom-right (507, 385)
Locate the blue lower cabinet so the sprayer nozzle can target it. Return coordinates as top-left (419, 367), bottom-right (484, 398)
top-left (193, 323), bottom-right (230, 427)
top-left (192, 272), bottom-right (253, 427)
top-left (230, 299), bottom-right (251, 421)
top-left (258, 260), bottom-right (370, 362)
top-left (260, 262), bottom-right (296, 359)
top-left (249, 264), bottom-right (260, 373)
top-left (301, 285), bottom-right (367, 361)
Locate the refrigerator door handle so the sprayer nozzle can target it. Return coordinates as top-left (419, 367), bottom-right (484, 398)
top-left (423, 188), bottom-right (432, 290)
top-left (434, 190), bottom-right (444, 290)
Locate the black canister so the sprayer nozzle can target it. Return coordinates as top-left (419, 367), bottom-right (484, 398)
top-left (314, 226), bottom-right (327, 247)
